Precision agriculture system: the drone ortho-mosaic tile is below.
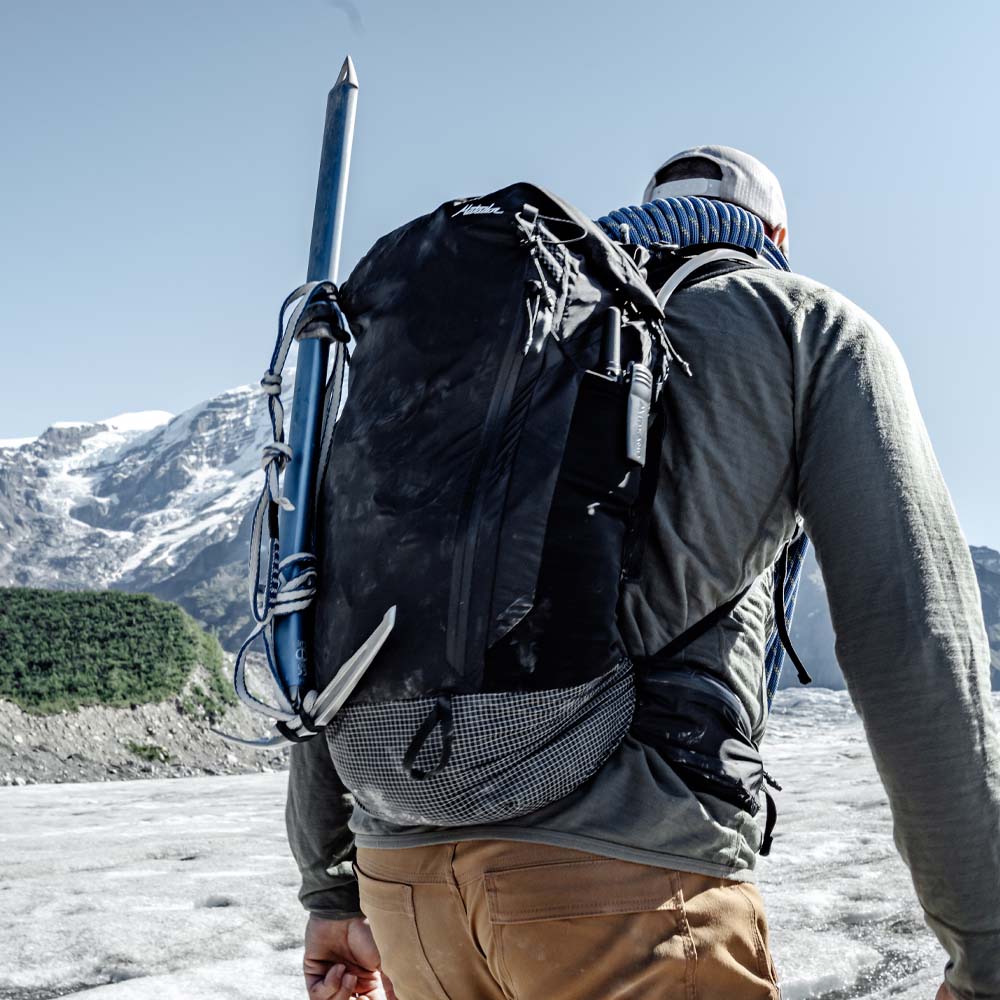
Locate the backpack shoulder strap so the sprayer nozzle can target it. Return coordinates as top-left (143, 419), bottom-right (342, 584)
top-left (655, 247), bottom-right (762, 310)
top-left (638, 246), bottom-right (809, 677)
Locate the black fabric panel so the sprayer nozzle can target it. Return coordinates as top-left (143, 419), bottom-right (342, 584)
top-left (314, 192), bottom-right (533, 702)
top-left (484, 367), bottom-right (638, 691)
top-left (485, 313), bottom-right (605, 649)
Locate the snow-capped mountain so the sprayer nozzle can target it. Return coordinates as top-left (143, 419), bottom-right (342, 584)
top-left (2, 387), bottom-right (997, 686)
top-left (0, 386), bottom-right (272, 649)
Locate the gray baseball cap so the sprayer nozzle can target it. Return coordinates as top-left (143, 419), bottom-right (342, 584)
top-left (642, 145), bottom-right (788, 236)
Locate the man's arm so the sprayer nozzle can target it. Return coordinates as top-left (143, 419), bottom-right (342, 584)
top-left (793, 289), bottom-right (1000, 1000)
top-left (286, 734), bottom-right (363, 919)
top-left (288, 737), bottom-right (401, 998)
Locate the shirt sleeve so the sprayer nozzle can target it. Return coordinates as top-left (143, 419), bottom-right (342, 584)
top-left (792, 287), bottom-right (1000, 1000)
top-left (285, 733), bottom-right (363, 920)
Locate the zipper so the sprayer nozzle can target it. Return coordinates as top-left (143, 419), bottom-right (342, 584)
top-left (445, 264), bottom-right (538, 672)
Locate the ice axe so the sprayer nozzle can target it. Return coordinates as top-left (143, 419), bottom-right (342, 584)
top-left (223, 56), bottom-right (395, 747)
top-left (274, 55), bottom-right (358, 706)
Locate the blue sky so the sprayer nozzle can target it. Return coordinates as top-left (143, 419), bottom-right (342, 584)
top-left (1, 0), bottom-right (997, 547)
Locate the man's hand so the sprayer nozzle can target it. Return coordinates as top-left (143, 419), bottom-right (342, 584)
top-left (303, 913), bottom-right (396, 1000)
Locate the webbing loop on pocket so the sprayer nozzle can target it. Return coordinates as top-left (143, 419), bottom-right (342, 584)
top-left (403, 693), bottom-right (455, 781)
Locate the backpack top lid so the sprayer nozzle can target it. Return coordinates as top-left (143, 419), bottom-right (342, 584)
top-left (340, 181), bottom-right (664, 333)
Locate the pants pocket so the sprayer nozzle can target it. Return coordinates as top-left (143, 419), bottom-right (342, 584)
top-left (483, 856), bottom-right (693, 1000)
top-left (354, 862), bottom-right (452, 1000)
top-left (678, 874), bottom-right (780, 999)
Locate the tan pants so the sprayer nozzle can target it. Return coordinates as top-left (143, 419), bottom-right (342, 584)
top-left (355, 840), bottom-right (780, 1000)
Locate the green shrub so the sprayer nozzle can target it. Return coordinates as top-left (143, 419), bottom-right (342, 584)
top-left (125, 740), bottom-right (174, 763)
top-left (0, 589), bottom-right (233, 715)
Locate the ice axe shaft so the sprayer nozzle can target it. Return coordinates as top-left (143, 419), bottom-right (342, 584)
top-left (274, 56), bottom-right (359, 703)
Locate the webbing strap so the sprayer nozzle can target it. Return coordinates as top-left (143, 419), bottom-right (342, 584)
top-left (760, 788), bottom-right (778, 856)
top-left (403, 694), bottom-right (456, 781)
top-left (650, 586), bottom-right (752, 663)
top-left (644, 536), bottom-right (812, 677)
top-left (314, 341), bottom-right (348, 506)
top-left (655, 248), bottom-right (761, 311)
top-left (773, 542), bottom-right (812, 686)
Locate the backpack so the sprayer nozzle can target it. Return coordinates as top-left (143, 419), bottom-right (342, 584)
top-left (309, 182), bottom-right (682, 824)
top-left (236, 182), bottom-right (811, 833)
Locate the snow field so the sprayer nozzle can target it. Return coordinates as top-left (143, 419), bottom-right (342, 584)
top-left (1, 690), bottom-right (984, 999)
top-left (1, 774), bottom-right (306, 999)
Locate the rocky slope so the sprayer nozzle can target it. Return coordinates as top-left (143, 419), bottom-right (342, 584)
top-left (2, 386), bottom-right (997, 689)
top-left (971, 545), bottom-right (1000, 679)
top-left (0, 661), bottom-right (288, 786)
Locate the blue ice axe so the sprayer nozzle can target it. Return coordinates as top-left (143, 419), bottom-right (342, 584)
top-left (225, 56), bottom-right (395, 746)
top-left (275, 55), bottom-right (359, 707)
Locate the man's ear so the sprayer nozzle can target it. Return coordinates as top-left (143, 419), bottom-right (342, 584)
top-left (770, 224), bottom-right (789, 255)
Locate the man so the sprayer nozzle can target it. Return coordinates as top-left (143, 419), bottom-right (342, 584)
top-left (286, 147), bottom-right (1000, 1000)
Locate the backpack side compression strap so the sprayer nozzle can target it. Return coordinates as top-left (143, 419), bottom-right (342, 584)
top-left (772, 538), bottom-right (812, 685)
top-left (642, 540), bottom-right (813, 677)
top-left (647, 586), bottom-right (753, 664)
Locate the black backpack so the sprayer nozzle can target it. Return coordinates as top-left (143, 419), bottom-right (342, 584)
top-left (311, 182), bottom-right (677, 824)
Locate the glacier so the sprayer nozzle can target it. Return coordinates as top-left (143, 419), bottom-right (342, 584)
top-left (1, 689), bottom-right (983, 1000)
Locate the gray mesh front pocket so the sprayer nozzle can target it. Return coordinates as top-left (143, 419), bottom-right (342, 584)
top-left (325, 659), bottom-right (635, 826)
